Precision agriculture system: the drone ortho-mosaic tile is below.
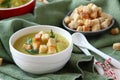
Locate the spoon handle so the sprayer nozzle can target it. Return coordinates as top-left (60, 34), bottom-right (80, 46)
top-left (86, 44), bottom-right (120, 69)
top-left (79, 47), bottom-right (104, 75)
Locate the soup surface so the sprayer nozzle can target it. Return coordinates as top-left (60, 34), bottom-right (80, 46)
top-left (13, 30), bottom-right (69, 56)
top-left (0, 0), bottom-right (30, 8)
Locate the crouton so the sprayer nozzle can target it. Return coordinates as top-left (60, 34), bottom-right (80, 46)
top-left (113, 43), bottom-right (120, 51)
top-left (48, 46), bottom-right (56, 54)
top-left (23, 44), bottom-right (32, 50)
top-left (110, 27), bottom-right (119, 35)
top-left (47, 38), bottom-right (56, 47)
top-left (41, 33), bottom-right (50, 42)
top-left (35, 31), bottom-right (44, 41)
top-left (39, 45), bottom-right (48, 53)
top-left (32, 41), bottom-right (40, 50)
top-left (64, 16), bottom-right (71, 24)
top-left (0, 58), bottom-right (3, 65)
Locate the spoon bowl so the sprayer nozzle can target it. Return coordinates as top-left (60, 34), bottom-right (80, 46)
top-left (72, 32), bottom-right (120, 69)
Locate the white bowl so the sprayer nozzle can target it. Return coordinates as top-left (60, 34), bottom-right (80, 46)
top-left (9, 25), bottom-right (73, 74)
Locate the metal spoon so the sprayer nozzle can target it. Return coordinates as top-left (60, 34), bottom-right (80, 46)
top-left (72, 33), bottom-right (120, 69)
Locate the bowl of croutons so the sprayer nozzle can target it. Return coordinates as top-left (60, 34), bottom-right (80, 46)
top-left (9, 25), bottom-right (73, 74)
top-left (63, 3), bottom-right (115, 36)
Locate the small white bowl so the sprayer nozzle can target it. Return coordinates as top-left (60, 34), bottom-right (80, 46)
top-left (9, 25), bottom-right (73, 74)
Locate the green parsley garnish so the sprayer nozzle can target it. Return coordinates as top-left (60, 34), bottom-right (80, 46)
top-left (50, 30), bottom-right (55, 38)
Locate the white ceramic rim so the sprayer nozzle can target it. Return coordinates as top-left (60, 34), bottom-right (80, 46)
top-left (9, 25), bottom-right (73, 58)
top-left (0, 0), bottom-right (35, 10)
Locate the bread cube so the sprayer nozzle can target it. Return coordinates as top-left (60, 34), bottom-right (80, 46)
top-left (113, 43), bottom-right (120, 50)
top-left (90, 4), bottom-right (101, 18)
top-left (105, 19), bottom-right (111, 26)
top-left (0, 58), bottom-right (3, 65)
top-left (98, 17), bottom-right (105, 23)
top-left (68, 21), bottom-right (78, 29)
top-left (47, 38), bottom-right (56, 47)
top-left (110, 27), bottom-right (119, 35)
top-left (72, 12), bottom-right (80, 22)
top-left (82, 6), bottom-right (91, 14)
top-left (70, 9), bottom-right (79, 20)
top-left (91, 24), bottom-right (100, 31)
top-left (97, 7), bottom-right (102, 17)
top-left (101, 22), bottom-right (108, 29)
top-left (77, 19), bottom-right (84, 26)
top-left (84, 19), bottom-right (92, 27)
top-left (77, 26), bottom-right (83, 31)
top-left (32, 41), bottom-right (40, 50)
top-left (91, 19), bottom-right (99, 26)
top-left (39, 45), bottom-right (48, 53)
top-left (64, 16), bottom-right (71, 24)
top-left (88, 3), bottom-right (94, 9)
top-left (91, 4), bottom-right (98, 11)
top-left (35, 34), bottom-right (41, 41)
top-left (101, 12), bottom-right (112, 20)
top-left (35, 31), bottom-right (44, 41)
top-left (48, 46), bottom-right (56, 54)
top-left (77, 5), bottom-right (84, 13)
top-left (23, 44), bottom-right (32, 50)
top-left (83, 26), bottom-right (91, 32)
top-left (80, 11), bottom-right (90, 19)
top-left (41, 33), bottom-right (50, 42)
top-left (90, 11), bottom-right (98, 19)
top-left (101, 19), bottom-right (111, 29)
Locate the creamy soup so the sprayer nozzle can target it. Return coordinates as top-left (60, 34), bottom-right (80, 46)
top-left (13, 30), bottom-right (69, 56)
top-left (0, 0), bottom-right (30, 8)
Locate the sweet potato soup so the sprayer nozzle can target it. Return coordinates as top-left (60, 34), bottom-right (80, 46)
top-left (13, 30), bottom-right (69, 56)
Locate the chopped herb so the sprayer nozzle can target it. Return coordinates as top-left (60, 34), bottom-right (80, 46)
top-left (26, 38), bottom-right (32, 45)
top-left (50, 29), bottom-right (55, 38)
top-left (0, 0), bottom-right (11, 8)
top-left (26, 49), bottom-right (38, 55)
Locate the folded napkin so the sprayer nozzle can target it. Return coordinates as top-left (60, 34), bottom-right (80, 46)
top-left (0, 0), bottom-right (120, 80)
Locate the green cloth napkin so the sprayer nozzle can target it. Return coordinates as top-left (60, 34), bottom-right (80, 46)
top-left (0, 0), bottom-right (120, 80)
